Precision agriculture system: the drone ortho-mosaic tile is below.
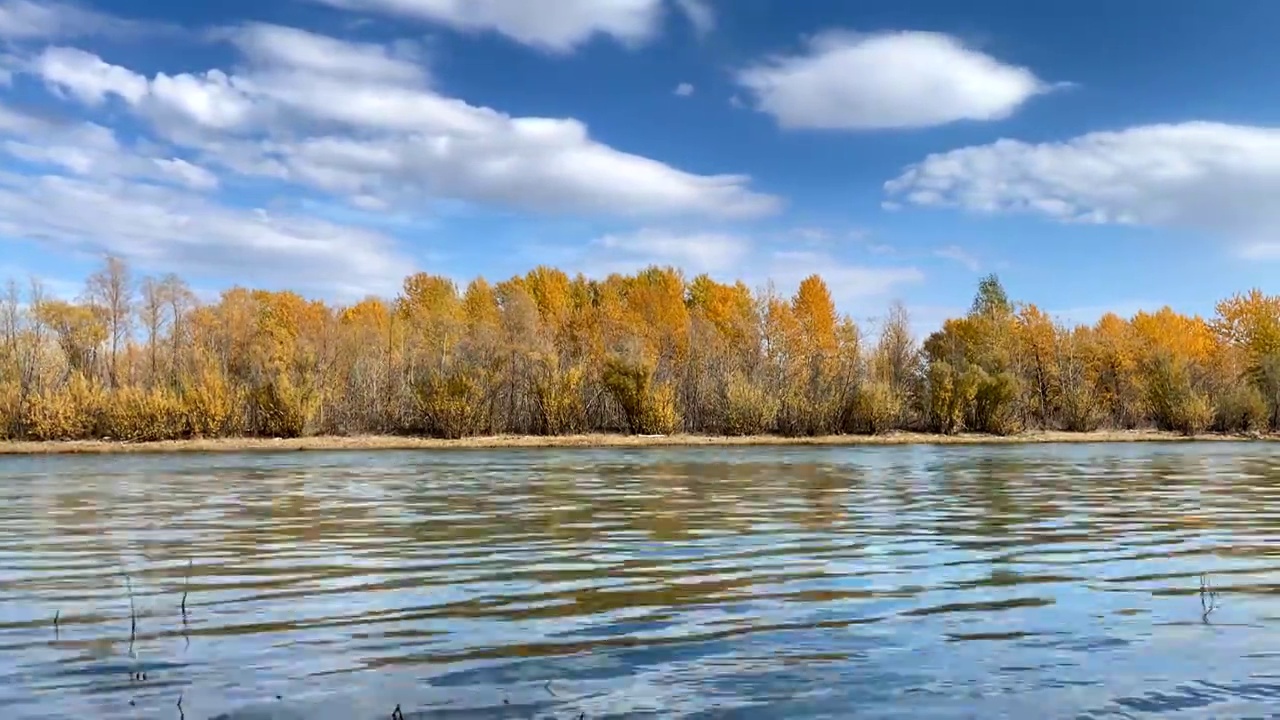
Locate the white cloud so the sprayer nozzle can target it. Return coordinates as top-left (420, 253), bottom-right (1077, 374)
top-left (884, 122), bottom-right (1280, 255)
top-left (1045, 301), bottom-right (1163, 328)
top-left (789, 226), bottom-right (829, 244)
top-left (1240, 242), bottom-right (1280, 259)
top-left (0, 263), bottom-right (83, 301)
top-left (673, 0), bottom-right (714, 35)
top-left (0, 172), bottom-right (406, 298)
top-left (736, 30), bottom-right (1049, 130)
top-left (144, 69), bottom-right (257, 130)
top-left (225, 22), bottom-right (429, 85)
top-left (0, 100), bottom-right (402, 297)
top-left (151, 158), bottom-right (219, 191)
top-left (30, 29), bottom-right (778, 219)
top-left (308, 0), bottom-right (666, 52)
top-left (0, 106), bottom-right (218, 191)
top-left (674, 82), bottom-right (694, 97)
top-left (766, 250), bottom-right (924, 306)
top-left (0, 0), bottom-right (166, 41)
top-left (586, 228), bottom-right (749, 276)
top-left (933, 244), bottom-right (981, 272)
top-left (34, 46), bottom-right (148, 105)
top-left (560, 228), bottom-right (923, 311)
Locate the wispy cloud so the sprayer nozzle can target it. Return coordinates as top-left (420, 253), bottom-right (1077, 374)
top-left (933, 244), bottom-right (981, 272)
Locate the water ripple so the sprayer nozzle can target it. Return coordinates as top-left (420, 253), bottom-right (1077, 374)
top-left (0, 442), bottom-right (1278, 718)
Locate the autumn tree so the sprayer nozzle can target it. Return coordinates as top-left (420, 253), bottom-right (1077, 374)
top-left (0, 259), bottom-right (1270, 443)
top-left (84, 255), bottom-right (133, 388)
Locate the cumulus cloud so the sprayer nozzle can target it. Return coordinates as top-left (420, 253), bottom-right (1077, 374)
top-left (30, 26), bottom-right (778, 219)
top-left (308, 0), bottom-right (666, 52)
top-left (884, 121), bottom-right (1280, 255)
top-left (737, 30), bottom-right (1050, 130)
top-left (34, 46), bottom-right (148, 105)
top-left (674, 82), bottom-right (694, 97)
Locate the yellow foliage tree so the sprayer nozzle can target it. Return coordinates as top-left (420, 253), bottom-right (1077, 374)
top-left (0, 258), bottom-right (1267, 443)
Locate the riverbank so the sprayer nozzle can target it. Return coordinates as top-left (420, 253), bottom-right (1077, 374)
top-left (0, 429), bottom-right (1274, 455)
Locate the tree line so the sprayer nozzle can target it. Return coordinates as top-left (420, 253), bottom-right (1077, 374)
top-left (2, 257), bottom-right (1278, 442)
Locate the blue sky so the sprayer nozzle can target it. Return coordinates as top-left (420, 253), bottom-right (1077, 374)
top-left (1, 0), bottom-right (1278, 336)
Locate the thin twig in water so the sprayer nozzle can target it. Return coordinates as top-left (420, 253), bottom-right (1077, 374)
top-left (53, 609), bottom-right (59, 638)
top-left (124, 572), bottom-right (137, 651)
top-left (391, 703), bottom-right (404, 720)
top-left (181, 559), bottom-right (191, 617)
top-left (1200, 572), bottom-right (1220, 623)
top-left (177, 692), bottom-right (185, 720)
top-left (545, 679), bottom-right (558, 697)
top-left (181, 559), bottom-right (192, 649)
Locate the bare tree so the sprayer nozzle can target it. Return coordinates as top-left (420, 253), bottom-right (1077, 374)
top-left (138, 276), bottom-right (168, 386)
top-left (84, 255), bottom-right (134, 387)
top-left (875, 300), bottom-right (918, 392)
top-left (1, 279), bottom-right (18, 365)
top-left (162, 274), bottom-right (195, 384)
top-left (23, 277), bottom-right (46, 397)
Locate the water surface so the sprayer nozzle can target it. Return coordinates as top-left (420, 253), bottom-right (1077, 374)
top-left (2, 442), bottom-right (1279, 719)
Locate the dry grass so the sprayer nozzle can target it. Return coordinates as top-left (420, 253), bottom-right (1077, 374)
top-left (0, 428), bottom-right (1275, 456)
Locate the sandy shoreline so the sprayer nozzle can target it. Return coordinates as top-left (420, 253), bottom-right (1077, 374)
top-left (0, 429), bottom-right (1273, 455)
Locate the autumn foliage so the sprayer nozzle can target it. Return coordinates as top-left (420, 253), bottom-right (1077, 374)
top-left (1, 258), bottom-right (1277, 441)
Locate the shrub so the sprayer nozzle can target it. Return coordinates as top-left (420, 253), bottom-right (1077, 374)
top-left (1214, 383), bottom-right (1268, 434)
top-left (102, 386), bottom-right (186, 441)
top-left (1173, 391), bottom-right (1214, 436)
top-left (247, 374), bottom-right (313, 438)
top-left (1145, 352), bottom-right (1212, 435)
top-left (413, 370), bottom-right (489, 439)
top-left (532, 363), bottom-right (587, 435)
top-left (602, 356), bottom-right (679, 435)
top-left (182, 367), bottom-right (241, 437)
top-left (971, 369), bottom-right (1022, 435)
top-left (0, 382), bottom-right (18, 440)
top-left (924, 361), bottom-right (975, 435)
top-left (1059, 378), bottom-right (1103, 432)
top-left (23, 373), bottom-right (105, 440)
top-left (849, 379), bottom-right (901, 435)
top-left (722, 371), bottom-right (777, 436)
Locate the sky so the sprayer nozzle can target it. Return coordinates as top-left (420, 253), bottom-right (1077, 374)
top-left (1, 0), bottom-right (1279, 336)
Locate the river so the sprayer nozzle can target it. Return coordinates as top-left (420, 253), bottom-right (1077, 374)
top-left (1, 442), bottom-right (1279, 719)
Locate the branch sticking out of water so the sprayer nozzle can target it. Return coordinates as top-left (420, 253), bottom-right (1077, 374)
top-left (181, 559), bottom-right (192, 649)
top-left (181, 559), bottom-right (191, 618)
top-left (177, 692), bottom-right (185, 720)
top-left (123, 571), bottom-right (137, 652)
top-left (53, 609), bottom-right (59, 638)
top-left (391, 703), bottom-right (404, 720)
top-left (1200, 572), bottom-right (1220, 623)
